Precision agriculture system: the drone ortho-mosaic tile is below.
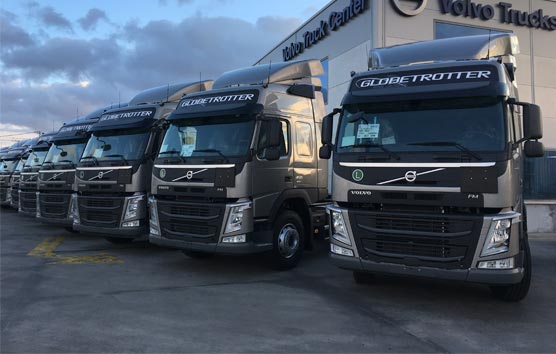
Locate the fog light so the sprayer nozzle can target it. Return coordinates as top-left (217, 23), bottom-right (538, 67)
top-left (331, 243), bottom-right (354, 257)
top-left (478, 257), bottom-right (515, 269)
top-left (122, 220), bottom-right (140, 228)
top-left (222, 234), bottom-right (246, 243)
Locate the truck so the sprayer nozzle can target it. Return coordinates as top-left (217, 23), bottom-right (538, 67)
top-left (319, 34), bottom-right (544, 301)
top-left (18, 132), bottom-right (58, 216)
top-left (8, 142), bottom-right (35, 210)
top-left (73, 82), bottom-right (213, 243)
top-left (37, 107), bottom-right (107, 228)
top-left (1, 144), bottom-right (28, 207)
top-left (149, 59), bottom-right (329, 270)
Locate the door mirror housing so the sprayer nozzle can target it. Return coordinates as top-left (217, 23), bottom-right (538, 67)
top-left (267, 119), bottom-right (283, 148)
top-left (319, 145), bottom-right (332, 159)
top-left (262, 147), bottom-right (280, 161)
top-left (523, 103), bottom-right (543, 140)
top-left (321, 108), bottom-right (340, 145)
top-left (524, 141), bottom-right (544, 158)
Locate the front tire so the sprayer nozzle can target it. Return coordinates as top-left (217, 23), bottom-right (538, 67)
top-left (489, 240), bottom-right (532, 302)
top-left (270, 210), bottom-right (305, 271)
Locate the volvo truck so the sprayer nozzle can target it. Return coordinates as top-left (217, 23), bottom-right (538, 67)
top-left (149, 59), bottom-right (329, 270)
top-left (19, 132), bottom-right (58, 216)
top-left (320, 34), bottom-right (544, 301)
top-left (37, 107), bottom-right (107, 228)
top-left (1, 145), bottom-right (28, 207)
top-left (73, 82), bottom-right (213, 243)
top-left (9, 138), bottom-right (39, 210)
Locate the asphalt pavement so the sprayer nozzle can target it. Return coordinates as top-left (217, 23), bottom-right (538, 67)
top-left (1, 208), bottom-right (555, 353)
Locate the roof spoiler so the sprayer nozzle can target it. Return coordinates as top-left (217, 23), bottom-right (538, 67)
top-left (213, 59), bottom-right (324, 89)
top-left (369, 33), bottom-right (520, 70)
top-left (129, 80), bottom-right (214, 106)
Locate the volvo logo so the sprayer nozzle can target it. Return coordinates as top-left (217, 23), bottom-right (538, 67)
top-left (404, 171), bottom-right (417, 182)
top-left (172, 168), bottom-right (208, 182)
top-left (352, 169), bottom-right (364, 182)
top-left (88, 169), bottom-right (113, 181)
top-left (160, 169), bottom-right (166, 179)
top-left (391, 0), bottom-right (428, 16)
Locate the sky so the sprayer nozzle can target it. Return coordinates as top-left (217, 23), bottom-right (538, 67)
top-left (0, 0), bottom-right (329, 147)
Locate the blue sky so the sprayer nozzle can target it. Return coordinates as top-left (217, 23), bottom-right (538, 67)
top-left (0, 0), bottom-right (329, 145)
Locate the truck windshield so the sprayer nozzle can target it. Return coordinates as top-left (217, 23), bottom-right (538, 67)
top-left (81, 131), bottom-right (150, 163)
top-left (159, 116), bottom-right (255, 159)
top-left (44, 140), bottom-right (87, 166)
top-left (15, 159), bottom-right (25, 172)
top-left (24, 150), bottom-right (49, 167)
top-left (336, 97), bottom-right (506, 154)
top-left (0, 160), bottom-right (17, 173)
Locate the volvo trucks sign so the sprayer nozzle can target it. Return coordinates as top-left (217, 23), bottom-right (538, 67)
top-left (282, 0), bottom-right (367, 61)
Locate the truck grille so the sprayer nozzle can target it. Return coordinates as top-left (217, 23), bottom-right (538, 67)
top-left (39, 193), bottom-right (71, 219)
top-left (78, 195), bottom-right (123, 228)
top-left (19, 190), bottom-right (37, 213)
top-left (157, 200), bottom-right (224, 243)
top-left (349, 211), bottom-right (483, 269)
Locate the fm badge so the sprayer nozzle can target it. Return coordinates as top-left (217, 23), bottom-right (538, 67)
top-left (160, 169), bottom-right (166, 179)
top-left (352, 169), bottom-right (364, 182)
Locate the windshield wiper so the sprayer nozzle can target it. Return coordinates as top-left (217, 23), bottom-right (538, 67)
top-left (193, 149), bottom-right (229, 162)
top-left (342, 143), bottom-right (400, 160)
top-left (158, 150), bottom-right (187, 163)
top-left (80, 155), bottom-right (99, 166)
top-left (104, 154), bottom-right (130, 165)
top-left (407, 141), bottom-right (482, 161)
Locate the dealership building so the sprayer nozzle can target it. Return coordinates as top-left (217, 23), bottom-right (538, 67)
top-left (257, 0), bottom-right (556, 230)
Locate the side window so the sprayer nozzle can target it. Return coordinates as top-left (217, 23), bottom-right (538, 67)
top-left (257, 120), bottom-right (289, 159)
top-left (295, 121), bottom-right (313, 157)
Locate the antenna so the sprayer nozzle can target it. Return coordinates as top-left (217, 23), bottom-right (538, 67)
top-left (166, 83), bottom-right (170, 103)
top-left (264, 60), bottom-right (272, 88)
top-left (199, 72), bottom-right (202, 89)
top-left (76, 106), bottom-right (79, 118)
top-left (118, 90), bottom-right (121, 108)
top-left (366, 42), bottom-right (370, 70)
top-left (487, 29), bottom-right (492, 59)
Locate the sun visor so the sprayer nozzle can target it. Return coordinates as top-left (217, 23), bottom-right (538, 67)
top-left (129, 81), bottom-right (214, 106)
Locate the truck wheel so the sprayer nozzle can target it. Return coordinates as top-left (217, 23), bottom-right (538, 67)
top-left (353, 271), bottom-right (375, 284)
top-left (182, 250), bottom-right (214, 259)
top-left (490, 240), bottom-right (532, 302)
top-left (270, 210), bottom-right (305, 271)
top-left (104, 237), bottom-right (134, 244)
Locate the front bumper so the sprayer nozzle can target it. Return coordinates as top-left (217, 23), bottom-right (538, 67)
top-left (331, 253), bottom-right (524, 285)
top-left (18, 189), bottom-right (38, 215)
top-left (149, 232), bottom-right (272, 254)
top-left (74, 223), bottom-right (148, 238)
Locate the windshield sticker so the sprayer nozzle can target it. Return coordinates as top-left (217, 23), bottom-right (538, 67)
top-left (341, 136), bottom-right (356, 147)
top-left (180, 127), bottom-right (197, 157)
top-left (99, 108), bottom-right (156, 122)
top-left (357, 124), bottom-right (380, 139)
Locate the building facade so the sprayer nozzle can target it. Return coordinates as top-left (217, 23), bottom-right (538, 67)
top-left (256, 0), bottom-right (556, 206)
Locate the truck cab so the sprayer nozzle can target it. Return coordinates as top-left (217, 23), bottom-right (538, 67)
top-left (1, 146), bottom-right (27, 207)
top-left (37, 108), bottom-right (106, 228)
top-left (320, 34), bottom-right (544, 301)
top-left (149, 59), bottom-right (329, 269)
top-left (73, 82), bottom-right (212, 243)
top-left (18, 133), bottom-right (58, 216)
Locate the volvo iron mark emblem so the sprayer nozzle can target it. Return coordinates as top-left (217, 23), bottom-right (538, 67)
top-left (404, 170), bottom-right (417, 182)
top-left (352, 169), bottom-right (364, 182)
top-left (391, 0), bottom-right (428, 16)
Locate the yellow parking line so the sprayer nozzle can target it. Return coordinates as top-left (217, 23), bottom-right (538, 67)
top-left (28, 235), bottom-right (123, 265)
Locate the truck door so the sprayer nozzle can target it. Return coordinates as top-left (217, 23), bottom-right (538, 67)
top-left (293, 119), bottom-right (317, 190)
top-left (251, 118), bottom-right (293, 218)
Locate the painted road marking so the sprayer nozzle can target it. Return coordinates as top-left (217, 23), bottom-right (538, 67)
top-left (28, 235), bottom-right (123, 265)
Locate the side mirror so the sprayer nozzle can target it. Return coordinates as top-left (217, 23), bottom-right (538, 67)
top-left (319, 145), bottom-right (332, 159)
top-left (268, 119), bottom-right (282, 148)
top-left (321, 108), bottom-right (340, 145)
top-left (523, 104), bottom-right (543, 140)
top-left (262, 147), bottom-right (280, 161)
top-left (524, 141), bottom-right (544, 158)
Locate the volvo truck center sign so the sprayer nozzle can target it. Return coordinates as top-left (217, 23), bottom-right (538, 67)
top-left (282, 0), bottom-right (367, 61)
top-left (394, 0), bottom-right (556, 31)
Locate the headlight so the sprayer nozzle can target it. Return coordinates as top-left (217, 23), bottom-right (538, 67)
top-left (148, 196), bottom-right (160, 235)
top-left (481, 218), bottom-right (511, 257)
top-left (224, 202), bottom-right (251, 234)
top-left (124, 195), bottom-right (144, 221)
top-left (330, 210), bottom-right (351, 246)
top-left (72, 195), bottom-right (80, 224)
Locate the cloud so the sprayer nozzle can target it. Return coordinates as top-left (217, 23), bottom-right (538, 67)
top-left (0, 10), bottom-right (35, 48)
top-left (30, 4), bottom-right (73, 32)
top-left (0, 14), bottom-right (302, 133)
top-left (78, 8), bottom-right (110, 31)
